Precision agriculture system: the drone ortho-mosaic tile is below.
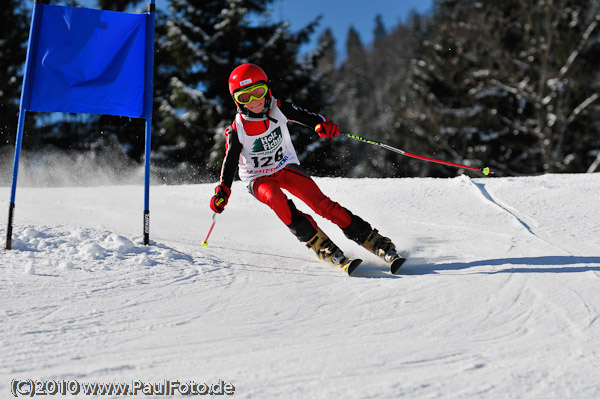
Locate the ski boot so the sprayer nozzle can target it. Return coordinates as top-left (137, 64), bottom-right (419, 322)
top-left (362, 229), bottom-right (405, 274)
top-left (306, 228), bottom-right (362, 275)
top-left (342, 214), bottom-right (406, 274)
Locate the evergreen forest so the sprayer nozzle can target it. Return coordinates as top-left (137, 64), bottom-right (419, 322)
top-left (2, 0), bottom-right (600, 183)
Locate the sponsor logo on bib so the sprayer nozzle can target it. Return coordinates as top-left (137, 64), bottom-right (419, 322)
top-left (252, 127), bottom-right (283, 153)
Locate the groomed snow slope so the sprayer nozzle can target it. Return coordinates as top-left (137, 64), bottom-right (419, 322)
top-left (1, 174), bottom-right (599, 398)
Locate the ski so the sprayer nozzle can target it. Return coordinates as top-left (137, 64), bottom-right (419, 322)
top-left (340, 258), bottom-right (363, 276)
top-left (383, 248), bottom-right (406, 275)
top-left (390, 256), bottom-right (406, 275)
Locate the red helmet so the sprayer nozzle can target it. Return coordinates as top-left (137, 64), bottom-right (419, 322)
top-left (228, 64), bottom-right (269, 95)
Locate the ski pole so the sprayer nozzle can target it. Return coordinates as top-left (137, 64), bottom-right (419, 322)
top-left (345, 133), bottom-right (492, 175)
top-left (201, 212), bottom-right (217, 247)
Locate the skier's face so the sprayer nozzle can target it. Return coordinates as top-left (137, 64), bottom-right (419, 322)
top-left (245, 96), bottom-right (266, 114)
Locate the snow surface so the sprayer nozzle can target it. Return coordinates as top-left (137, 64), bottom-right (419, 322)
top-left (1, 173), bottom-right (600, 398)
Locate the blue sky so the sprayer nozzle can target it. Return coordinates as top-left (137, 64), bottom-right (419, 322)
top-left (271, 0), bottom-right (434, 59)
top-left (29, 0), bottom-right (434, 59)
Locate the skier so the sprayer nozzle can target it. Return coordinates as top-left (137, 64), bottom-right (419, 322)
top-left (210, 63), bottom-right (404, 274)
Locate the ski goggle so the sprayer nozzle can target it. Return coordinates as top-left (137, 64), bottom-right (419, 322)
top-left (233, 83), bottom-right (268, 104)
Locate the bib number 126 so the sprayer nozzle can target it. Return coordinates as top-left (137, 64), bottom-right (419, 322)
top-left (251, 147), bottom-right (284, 168)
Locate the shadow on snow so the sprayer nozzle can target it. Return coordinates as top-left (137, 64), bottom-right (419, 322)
top-left (403, 256), bottom-right (600, 275)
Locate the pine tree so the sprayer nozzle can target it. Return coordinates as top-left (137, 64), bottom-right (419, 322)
top-left (316, 28), bottom-right (336, 77)
top-left (329, 20), bottom-right (417, 177)
top-left (0, 0), bottom-right (33, 159)
top-left (398, 0), bottom-right (600, 176)
top-left (395, 0), bottom-right (491, 176)
top-left (153, 0), bottom-right (328, 180)
top-left (373, 14), bottom-right (387, 42)
top-left (330, 27), bottom-right (377, 176)
top-left (368, 22), bottom-right (417, 177)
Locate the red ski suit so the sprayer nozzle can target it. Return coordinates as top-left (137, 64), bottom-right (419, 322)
top-left (252, 164), bottom-right (351, 229)
top-left (218, 99), bottom-right (352, 236)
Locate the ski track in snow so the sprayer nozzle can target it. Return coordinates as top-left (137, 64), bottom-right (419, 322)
top-left (471, 180), bottom-right (572, 256)
top-left (1, 175), bottom-right (600, 398)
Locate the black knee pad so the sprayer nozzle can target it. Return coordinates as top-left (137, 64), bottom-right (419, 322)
top-left (287, 200), bottom-right (317, 242)
top-left (342, 213), bottom-right (372, 245)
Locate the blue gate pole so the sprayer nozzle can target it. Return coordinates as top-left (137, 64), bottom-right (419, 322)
top-left (6, 0), bottom-right (45, 250)
top-left (143, 0), bottom-right (155, 245)
top-left (143, 118), bottom-right (151, 245)
top-left (6, 111), bottom-right (27, 250)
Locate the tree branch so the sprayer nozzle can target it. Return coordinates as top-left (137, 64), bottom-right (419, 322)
top-left (559, 13), bottom-right (600, 78)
